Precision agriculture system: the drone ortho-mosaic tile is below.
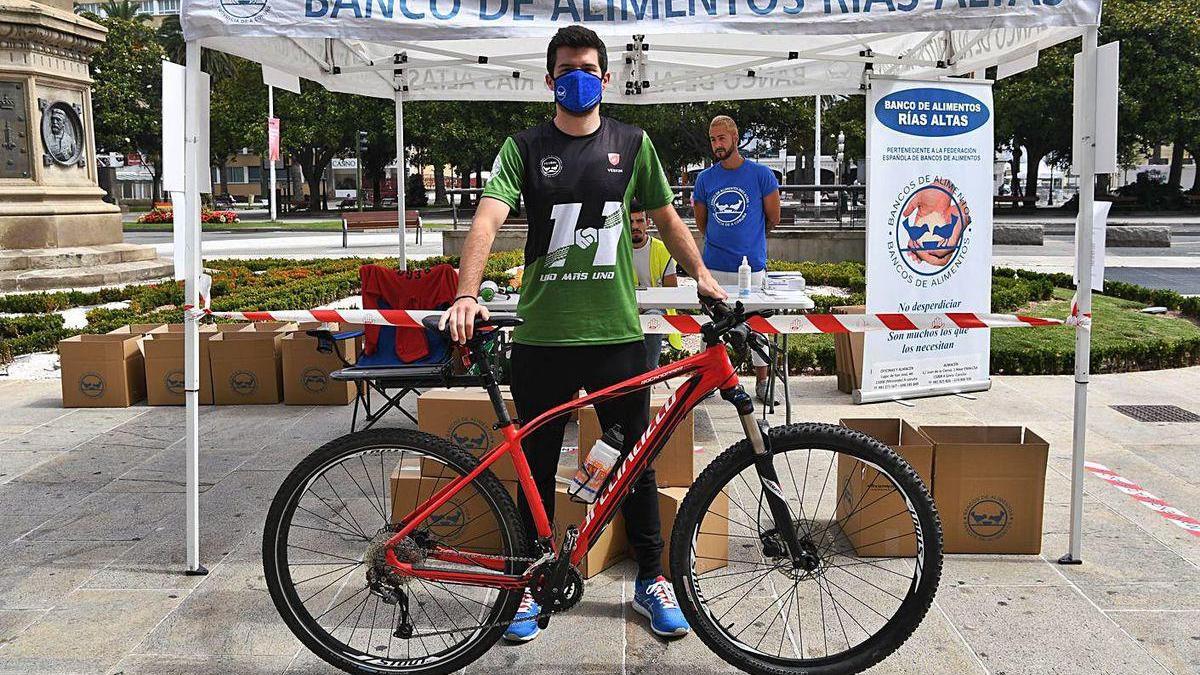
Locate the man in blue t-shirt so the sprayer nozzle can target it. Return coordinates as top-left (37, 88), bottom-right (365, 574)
top-left (691, 115), bottom-right (781, 403)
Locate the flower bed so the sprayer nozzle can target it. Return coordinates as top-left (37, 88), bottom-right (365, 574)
top-left (136, 208), bottom-right (240, 224)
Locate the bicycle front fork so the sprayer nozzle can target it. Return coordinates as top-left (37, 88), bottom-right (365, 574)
top-left (721, 386), bottom-right (816, 572)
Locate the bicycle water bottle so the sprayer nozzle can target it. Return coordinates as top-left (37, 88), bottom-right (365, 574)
top-left (738, 256), bottom-right (752, 298)
top-left (479, 280), bottom-right (499, 302)
top-left (569, 425), bottom-right (623, 503)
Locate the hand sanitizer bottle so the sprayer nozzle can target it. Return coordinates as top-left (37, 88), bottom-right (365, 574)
top-left (738, 256), bottom-right (752, 298)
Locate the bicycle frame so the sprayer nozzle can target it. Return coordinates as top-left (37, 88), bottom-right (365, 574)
top-left (383, 342), bottom-right (740, 590)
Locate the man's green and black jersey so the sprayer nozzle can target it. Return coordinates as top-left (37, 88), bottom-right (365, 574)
top-left (482, 117), bottom-right (674, 346)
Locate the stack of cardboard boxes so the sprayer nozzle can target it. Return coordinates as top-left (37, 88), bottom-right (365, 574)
top-left (60, 322), bottom-right (360, 408)
top-left (838, 418), bottom-right (1049, 555)
top-left (404, 389), bottom-right (730, 579)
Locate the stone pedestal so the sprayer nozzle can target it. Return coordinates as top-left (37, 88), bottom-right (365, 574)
top-left (0, 0), bottom-right (164, 290)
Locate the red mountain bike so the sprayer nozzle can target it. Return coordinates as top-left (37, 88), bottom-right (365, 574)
top-left (264, 299), bottom-right (942, 675)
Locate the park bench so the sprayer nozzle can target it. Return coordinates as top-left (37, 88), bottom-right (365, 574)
top-left (341, 210), bottom-right (423, 248)
top-left (994, 195), bottom-right (1030, 208)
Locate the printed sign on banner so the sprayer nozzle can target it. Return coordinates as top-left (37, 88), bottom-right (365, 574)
top-left (268, 117), bottom-right (280, 162)
top-left (859, 79), bottom-right (995, 403)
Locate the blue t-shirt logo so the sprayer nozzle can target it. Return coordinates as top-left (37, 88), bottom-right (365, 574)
top-left (692, 160), bottom-right (779, 273)
top-left (711, 187), bottom-right (749, 226)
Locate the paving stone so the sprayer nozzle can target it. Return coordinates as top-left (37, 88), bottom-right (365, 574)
top-left (941, 554), bottom-right (1065, 588)
top-left (0, 589), bottom-right (184, 674)
top-left (136, 560), bottom-right (303, 658)
top-left (0, 541), bottom-right (134, 610)
top-left (105, 653), bottom-right (298, 675)
top-left (937, 584), bottom-right (1170, 674)
top-left (85, 471), bottom-right (284, 590)
top-left (1106, 609), bottom-right (1200, 675)
top-left (0, 609), bottom-right (45, 648)
top-left (22, 491), bottom-right (178, 543)
top-left (0, 452), bottom-right (63, 484)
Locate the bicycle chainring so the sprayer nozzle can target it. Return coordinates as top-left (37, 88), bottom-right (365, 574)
top-left (530, 567), bottom-right (585, 613)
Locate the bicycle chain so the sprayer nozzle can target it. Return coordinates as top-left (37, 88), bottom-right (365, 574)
top-left (396, 552), bottom-right (569, 640)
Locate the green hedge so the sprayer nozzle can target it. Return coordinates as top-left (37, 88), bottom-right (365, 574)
top-left (4, 257), bottom-right (1200, 377)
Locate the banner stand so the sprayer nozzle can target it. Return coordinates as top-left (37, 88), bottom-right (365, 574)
top-left (854, 379), bottom-right (990, 405)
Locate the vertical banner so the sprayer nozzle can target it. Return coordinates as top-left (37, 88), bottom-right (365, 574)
top-left (858, 78), bottom-right (995, 403)
top-left (268, 117), bottom-right (280, 162)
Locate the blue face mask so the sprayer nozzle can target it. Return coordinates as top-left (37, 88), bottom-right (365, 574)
top-left (554, 69), bottom-right (603, 114)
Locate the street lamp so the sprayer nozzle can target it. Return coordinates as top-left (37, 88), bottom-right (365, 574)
top-left (836, 131), bottom-right (845, 224)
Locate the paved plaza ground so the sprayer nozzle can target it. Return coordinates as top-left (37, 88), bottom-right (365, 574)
top-left (1, 368), bottom-right (1199, 674)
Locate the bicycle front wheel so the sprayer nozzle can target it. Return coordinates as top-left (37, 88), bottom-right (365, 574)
top-left (670, 423), bottom-right (942, 675)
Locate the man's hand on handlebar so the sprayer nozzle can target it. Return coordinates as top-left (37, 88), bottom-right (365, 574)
top-left (439, 296), bottom-right (490, 344)
top-left (695, 271), bottom-right (728, 304)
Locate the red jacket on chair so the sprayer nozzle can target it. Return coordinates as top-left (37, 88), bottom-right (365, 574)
top-left (359, 263), bottom-right (459, 363)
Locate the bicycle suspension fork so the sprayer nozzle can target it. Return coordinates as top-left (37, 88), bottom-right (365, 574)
top-left (721, 386), bottom-right (815, 572)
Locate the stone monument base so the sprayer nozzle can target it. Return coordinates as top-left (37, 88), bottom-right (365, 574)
top-left (0, 243), bottom-right (173, 292)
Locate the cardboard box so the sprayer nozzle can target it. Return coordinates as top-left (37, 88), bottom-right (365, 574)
top-left (836, 419), bottom-right (934, 557)
top-left (106, 324), bottom-right (167, 336)
top-left (142, 324), bottom-right (242, 406)
top-left (832, 306), bottom-right (865, 394)
top-left (578, 396), bottom-right (695, 488)
top-left (657, 486), bottom-right (728, 580)
top-left (390, 463), bottom-right (519, 555)
top-left (921, 426), bottom-right (1049, 554)
top-left (282, 323), bottom-right (358, 406)
top-left (209, 323), bottom-right (294, 405)
top-left (418, 389), bottom-right (520, 482)
top-left (553, 484), bottom-right (629, 579)
top-left (59, 334), bottom-right (147, 407)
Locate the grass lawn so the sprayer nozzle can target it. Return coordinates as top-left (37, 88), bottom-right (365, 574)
top-left (990, 288), bottom-right (1200, 373)
top-left (781, 288), bottom-right (1200, 375)
top-left (124, 219), bottom-right (344, 232)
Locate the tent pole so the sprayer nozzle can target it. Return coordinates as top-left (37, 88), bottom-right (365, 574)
top-left (814, 95), bottom-right (821, 217)
top-left (269, 85), bottom-right (277, 222)
top-left (395, 90), bottom-right (407, 270)
top-left (183, 39), bottom-right (207, 576)
top-left (1060, 24), bottom-right (1099, 566)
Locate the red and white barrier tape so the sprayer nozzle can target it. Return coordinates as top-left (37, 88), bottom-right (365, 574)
top-left (183, 307), bottom-right (1066, 334)
top-left (1085, 461), bottom-right (1200, 536)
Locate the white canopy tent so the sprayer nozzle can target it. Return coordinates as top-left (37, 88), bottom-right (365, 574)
top-left (176, 0), bottom-right (1105, 574)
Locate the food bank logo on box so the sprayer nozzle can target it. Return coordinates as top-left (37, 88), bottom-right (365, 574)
top-left (964, 496), bottom-right (1011, 540)
top-left (164, 370), bottom-right (185, 395)
top-left (79, 372), bottom-right (105, 398)
top-left (301, 367), bottom-right (329, 393)
top-left (230, 370), bottom-right (258, 395)
top-left (450, 419), bottom-right (490, 450)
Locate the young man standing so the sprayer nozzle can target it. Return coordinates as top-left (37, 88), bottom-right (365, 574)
top-left (691, 115), bottom-right (781, 404)
top-left (439, 25), bottom-right (726, 642)
top-left (629, 199), bottom-right (682, 370)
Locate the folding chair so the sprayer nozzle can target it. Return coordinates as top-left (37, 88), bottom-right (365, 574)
top-left (306, 264), bottom-right (464, 431)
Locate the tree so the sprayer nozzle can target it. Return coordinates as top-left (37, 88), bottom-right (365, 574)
top-left (207, 57), bottom-right (267, 195)
top-left (96, 0), bottom-right (147, 22)
top-left (1101, 0), bottom-right (1200, 191)
top-left (86, 14), bottom-right (167, 200)
top-left (156, 15), bottom-right (235, 81)
top-left (275, 82), bottom-right (360, 211)
top-left (993, 44), bottom-right (1075, 204)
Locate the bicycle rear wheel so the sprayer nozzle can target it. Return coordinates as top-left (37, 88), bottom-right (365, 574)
top-left (263, 428), bottom-right (530, 675)
top-left (670, 423), bottom-right (942, 675)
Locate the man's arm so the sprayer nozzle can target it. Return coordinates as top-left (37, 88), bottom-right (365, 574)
top-left (693, 200), bottom-right (708, 237)
top-left (650, 205), bottom-right (725, 301)
top-left (440, 197), bottom-right (510, 342)
top-left (763, 190), bottom-right (781, 232)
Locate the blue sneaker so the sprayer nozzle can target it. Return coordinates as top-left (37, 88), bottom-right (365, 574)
top-left (633, 575), bottom-right (690, 638)
top-left (502, 590), bottom-right (541, 642)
